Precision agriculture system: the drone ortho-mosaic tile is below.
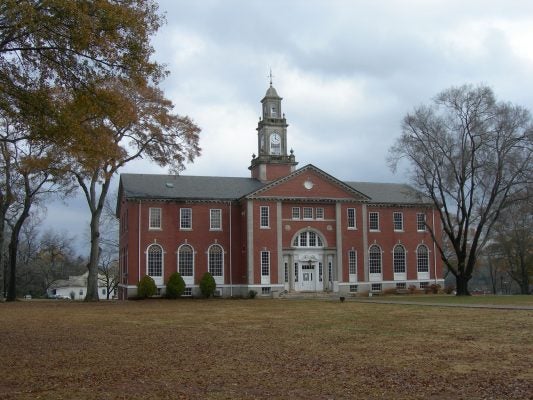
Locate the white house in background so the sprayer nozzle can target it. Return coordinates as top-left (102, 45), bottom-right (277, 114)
top-left (48, 272), bottom-right (115, 300)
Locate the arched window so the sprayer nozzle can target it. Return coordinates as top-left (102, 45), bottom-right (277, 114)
top-left (393, 245), bottom-right (406, 273)
top-left (147, 244), bottom-right (163, 277)
top-left (369, 245), bottom-right (382, 274)
top-left (417, 245), bottom-right (429, 272)
top-left (292, 231), bottom-right (324, 248)
top-left (208, 245), bottom-right (224, 277)
top-left (178, 244), bottom-right (194, 277)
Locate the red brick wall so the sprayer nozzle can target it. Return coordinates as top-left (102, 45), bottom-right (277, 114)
top-left (120, 199), bottom-right (246, 288)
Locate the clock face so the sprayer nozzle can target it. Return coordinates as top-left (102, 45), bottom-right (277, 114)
top-left (271, 133), bottom-right (281, 144)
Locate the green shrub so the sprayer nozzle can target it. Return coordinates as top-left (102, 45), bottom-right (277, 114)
top-left (166, 272), bottom-right (186, 299)
top-left (199, 272), bottom-right (216, 298)
top-left (137, 275), bottom-right (157, 298)
top-left (248, 290), bottom-right (257, 299)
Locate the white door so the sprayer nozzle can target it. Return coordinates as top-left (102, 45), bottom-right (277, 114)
top-left (300, 263), bottom-right (316, 291)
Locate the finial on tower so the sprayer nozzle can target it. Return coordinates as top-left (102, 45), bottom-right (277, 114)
top-left (268, 68), bottom-right (274, 86)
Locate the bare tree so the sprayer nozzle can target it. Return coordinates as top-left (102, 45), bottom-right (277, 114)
top-left (389, 84), bottom-right (533, 295)
top-left (98, 250), bottom-right (118, 300)
top-left (490, 194), bottom-right (532, 294)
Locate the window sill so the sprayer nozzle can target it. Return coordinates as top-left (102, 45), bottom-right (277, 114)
top-left (148, 228), bottom-right (162, 231)
top-left (180, 228), bottom-right (192, 231)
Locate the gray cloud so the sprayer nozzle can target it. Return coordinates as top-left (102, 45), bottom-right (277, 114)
top-left (43, 0), bottom-right (533, 253)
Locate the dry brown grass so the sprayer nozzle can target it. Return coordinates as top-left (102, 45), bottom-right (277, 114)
top-left (1, 299), bottom-right (532, 399)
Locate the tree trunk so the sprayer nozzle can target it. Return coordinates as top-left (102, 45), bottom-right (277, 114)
top-left (6, 239), bottom-right (17, 301)
top-left (455, 274), bottom-right (471, 296)
top-left (85, 212), bottom-right (101, 301)
top-left (519, 272), bottom-right (529, 295)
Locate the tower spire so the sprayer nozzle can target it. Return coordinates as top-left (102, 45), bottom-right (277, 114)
top-left (268, 68), bottom-right (273, 86)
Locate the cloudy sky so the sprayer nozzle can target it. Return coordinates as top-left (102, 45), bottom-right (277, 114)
top-left (49, 0), bottom-right (533, 252)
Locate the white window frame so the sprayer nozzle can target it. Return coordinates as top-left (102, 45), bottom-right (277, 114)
top-left (369, 212), bottom-right (379, 231)
top-left (208, 244), bottom-right (224, 285)
top-left (393, 212), bottom-right (403, 231)
top-left (371, 283), bottom-right (382, 292)
top-left (316, 207), bottom-right (324, 220)
top-left (348, 250), bottom-right (357, 283)
top-left (417, 244), bottom-right (430, 279)
top-left (417, 213), bottom-right (427, 232)
top-left (292, 231), bottom-right (324, 248)
top-left (292, 207), bottom-right (300, 220)
top-left (180, 208), bottom-right (192, 230)
top-left (210, 209), bottom-right (222, 231)
top-left (177, 244), bottom-right (194, 285)
top-left (260, 206), bottom-right (270, 228)
top-left (369, 244), bottom-right (382, 281)
top-left (261, 251), bottom-right (270, 284)
top-left (146, 244), bottom-right (164, 286)
top-left (303, 207), bottom-right (313, 220)
top-left (149, 207), bottom-right (162, 230)
top-left (393, 244), bottom-right (407, 281)
top-left (347, 208), bottom-right (356, 229)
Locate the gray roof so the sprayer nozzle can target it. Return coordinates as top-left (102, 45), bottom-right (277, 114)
top-left (120, 174), bottom-right (265, 201)
top-left (346, 181), bottom-right (431, 205)
top-left (264, 85), bottom-right (280, 99)
top-left (120, 173), bottom-right (431, 205)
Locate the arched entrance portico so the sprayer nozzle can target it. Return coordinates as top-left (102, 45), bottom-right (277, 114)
top-left (284, 229), bottom-right (334, 292)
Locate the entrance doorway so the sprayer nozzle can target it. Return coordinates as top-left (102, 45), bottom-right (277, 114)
top-left (300, 262), bottom-right (316, 291)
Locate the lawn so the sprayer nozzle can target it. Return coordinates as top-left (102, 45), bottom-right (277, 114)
top-left (354, 294), bottom-right (533, 306)
top-left (0, 299), bottom-right (532, 399)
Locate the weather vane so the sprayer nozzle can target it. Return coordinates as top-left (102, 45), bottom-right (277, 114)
top-left (268, 68), bottom-right (274, 86)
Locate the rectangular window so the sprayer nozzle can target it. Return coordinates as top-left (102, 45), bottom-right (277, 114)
top-left (303, 207), bottom-right (313, 219)
top-left (347, 208), bottom-right (356, 229)
top-left (393, 212), bottom-right (403, 231)
top-left (210, 209), bottom-right (222, 230)
top-left (417, 213), bottom-right (426, 231)
top-left (328, 262), bottom-right (333, 282)
top-left (369, 212), bottom-right (379, 231)
top-left (316, 208), bottom-right (324, 219)
top-left (396, 282), bottom-right (407, 290)
top-left (180, 208), bottom-right (192, 230)
top-left (261, 287), bottom-right (271, 295)
top-left (294, 263), bottom-right (299, 282)
top-left (149, 208), bottom-right (161, 229)
top-left (371, 283), bottom-right (382, 292)
top-left (292, 207), bottom-right (300, 219)
top-left (348, 250), bottom-right (357, 275)
top-left (260, 206), bottom-right (269, 228)
top-left (284, 262), bottom-right (289, 283)
top-left (319, 262), bottom-right (323, 282)
top-left (349, 284), bottom-right (358, 293)
top-left (102, 289), bottom-right (106, 295)
top-left (261, 251), bottom-right (270, 277)
top-left (183, 288), bottom-right (192, 296)
top-left (419, 281), bottom-right (429, 289)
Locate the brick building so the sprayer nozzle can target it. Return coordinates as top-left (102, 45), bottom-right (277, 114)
top-left (117, 83), bottom-right (443, 298)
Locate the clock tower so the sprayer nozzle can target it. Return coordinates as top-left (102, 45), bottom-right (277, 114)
top-left (249, 82), bottom-right (298, 182)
